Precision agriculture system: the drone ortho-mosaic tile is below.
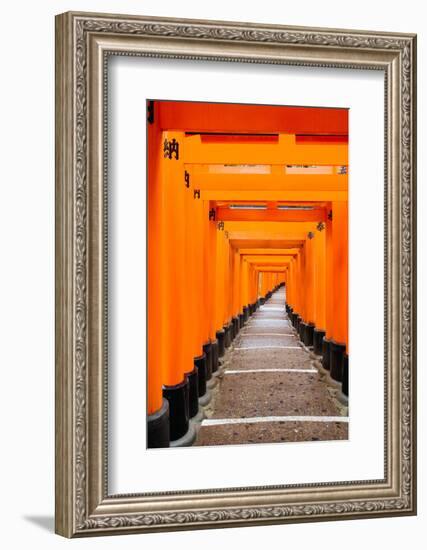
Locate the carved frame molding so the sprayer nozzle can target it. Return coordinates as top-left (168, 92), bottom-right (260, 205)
top-left (55, 12), bottom-right (416, 537)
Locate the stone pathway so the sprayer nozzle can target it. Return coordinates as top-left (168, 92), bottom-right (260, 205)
top-left (195, 288), bottom-right (348, 446)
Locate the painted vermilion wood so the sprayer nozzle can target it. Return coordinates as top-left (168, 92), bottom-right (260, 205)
top-left (238, 248), bottom-right (300, 255)
top-left (243, 255), bottom-right (295, 264)
top-left (192, 197), bottom-right (205, 357)
top-left (202, 190), bottom-right (348, 201)
top-left (232, 249), bottom-right (241, 317)
top-left (207, 214), bottom-right (218, 341)
top-left (184, 134), bottom-right (347, 165)
top-left (332, 201), bottom-right (349, 349)
top-left (325, 215), bottom-right (334, 340)
top-left (157, 101), bottom-right (348, 136)
top-left (202, 201), bottom-right (213, 344)
top-left (215, 228), bottom-right (227, 329)
top-left (305, 235), bottom-right (316, 325)
top-left (241, 259), bottom-right (250, 311)
top-left (314, 226), bottom-right (327, 331)
top-left (148, 100), bottom-right (349, 426)
top-left (161, 131), bottom-right (188, 387)
top-left (225, 234), bottom-right (233, 323)
top-left (215, 208), bottom-right (328, 223)
top-left (147, 116), bottom-right (163, 415)
top-left (183, 164), bottom-right (196, 371)
top-left (190, 174), bottom-right (348, 194)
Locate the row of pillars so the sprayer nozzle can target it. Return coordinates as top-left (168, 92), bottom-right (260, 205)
top-left (147, 127), bottom-right (285, 447)
top-left (284, 204), bottom-right (348, 398)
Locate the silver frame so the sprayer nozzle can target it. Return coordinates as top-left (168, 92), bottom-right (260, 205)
top-left (55, 11), bottom-right (417, 537)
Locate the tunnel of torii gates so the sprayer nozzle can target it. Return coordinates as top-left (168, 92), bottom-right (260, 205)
top-left (147, 101), bottom-right (348, 448)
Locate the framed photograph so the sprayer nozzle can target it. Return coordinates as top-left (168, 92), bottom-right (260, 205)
top-left (55, 11), bottom-right (417, 537)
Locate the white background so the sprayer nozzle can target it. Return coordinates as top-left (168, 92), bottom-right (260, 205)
top-left (0, 1), bottom-right (424, 548)
top-left (109, 58), bottom-right (384, 493)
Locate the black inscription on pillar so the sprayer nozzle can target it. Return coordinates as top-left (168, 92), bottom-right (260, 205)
top-left (194, 189), bottom-right (200, 199)
top-left (184, 170), bottom-right (190, 188)
top-left (164, 138), bottom-right (179, 160)
top-left (209, 208), bottom-right (216, 221)
top-left (218, 221), bottom-right (224, 230)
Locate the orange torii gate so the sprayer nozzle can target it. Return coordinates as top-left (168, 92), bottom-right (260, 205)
top-left (147, 102), bottom-right (348, 448)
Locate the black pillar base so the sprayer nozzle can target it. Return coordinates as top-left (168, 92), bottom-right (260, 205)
top-left (194, 353), bottom-right (207, 397)
top-left (313, 328), bottom-right (326, 356)
top-left (303, 322), bottom-right (315, 347)
top-left (224, 323), bottom-right (232, 348)
top-left (216, 329), bottom-right (226, 357)
top-left (202, 342), bottom-right (212, 380)
top-left (322, 338), bottom-right (331, 370)
top-left (243, 306), bottom-right (249, 322)
top-left (299, 321), bottom-right (307, 341)
top-left (330, 340), bottom-right (346, 382)
top-left (239, 313), bottom-right (245, 328)
top-left (211, 339), bottom-right (219, 373)
top-left (228, 321), bottom-right (233, 344)
top-left (186, 367), bottom-right (199, 419)
top-left (163, 378), bottom-right (190, 442)
top-left (342, 354), bottom-right (349, 396)
top-left (260, 297), bottom-right (265, 305)
top-left (147, 398), bottom-right (170, 448)
top-left (232, 316), bottom-right (239, 337)
top-left (230, 319), bottom-right (235, 339)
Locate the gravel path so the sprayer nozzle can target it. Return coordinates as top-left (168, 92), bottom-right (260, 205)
top-left (195, 288), bottom-right (348, 447)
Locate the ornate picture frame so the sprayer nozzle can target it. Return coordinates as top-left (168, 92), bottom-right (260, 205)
top-left (55, 11), bottom-right (416, 537)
